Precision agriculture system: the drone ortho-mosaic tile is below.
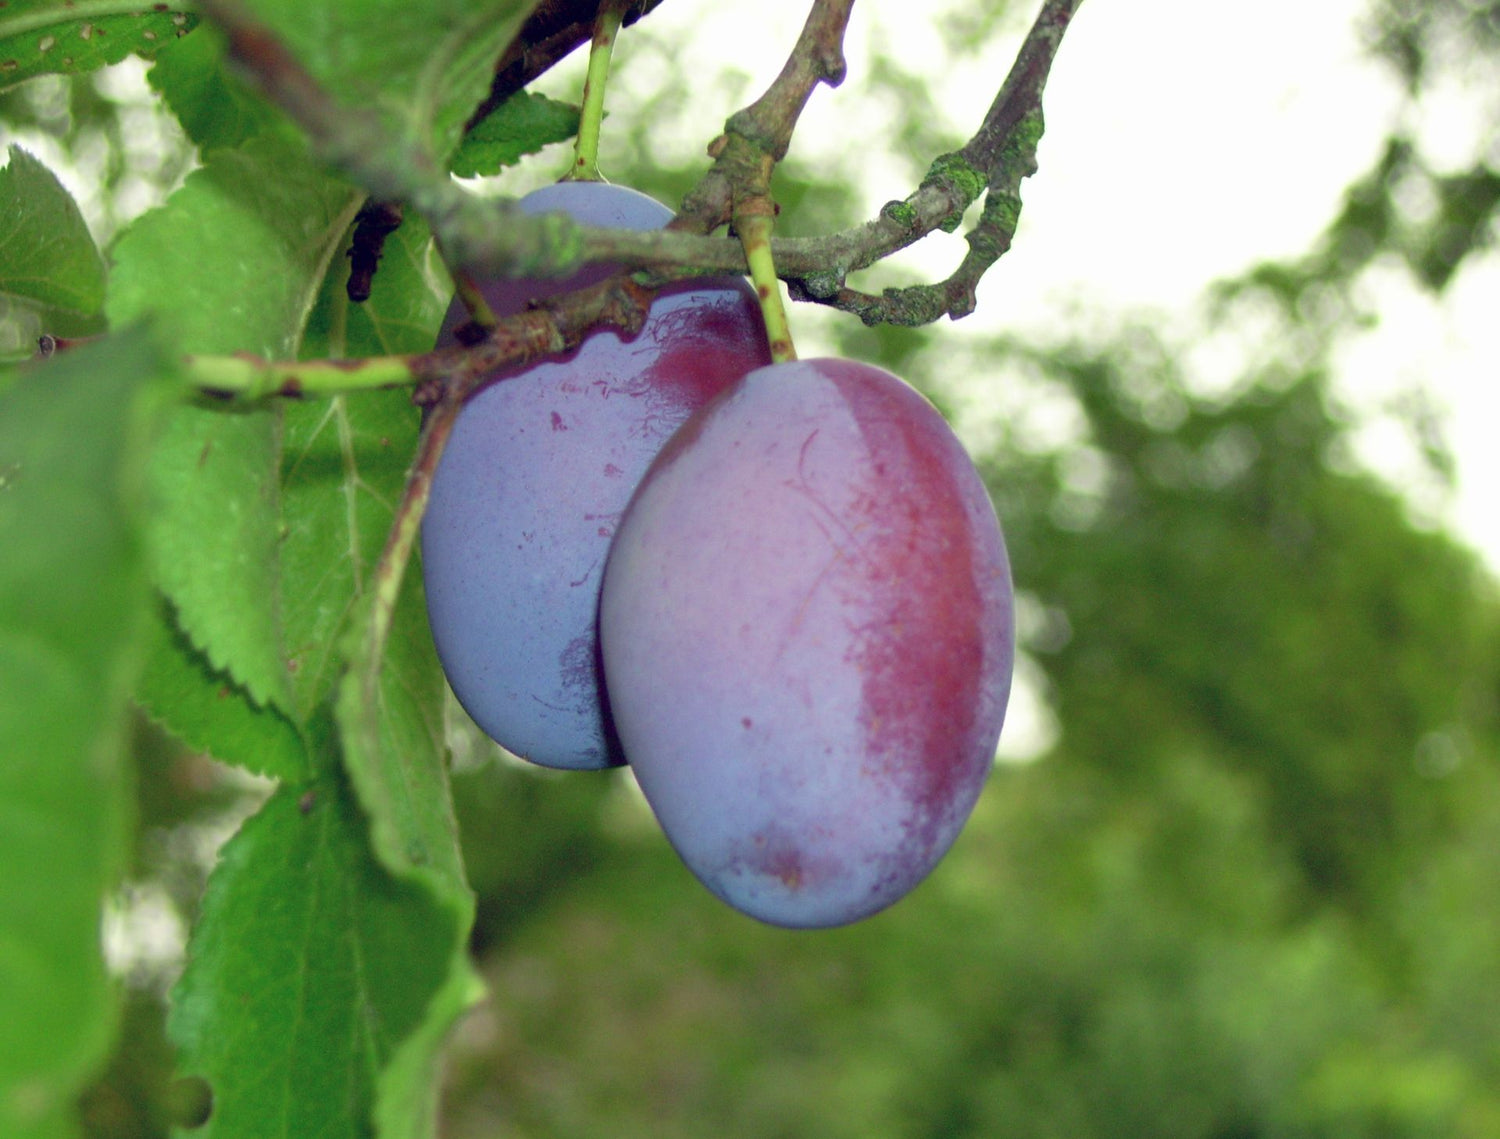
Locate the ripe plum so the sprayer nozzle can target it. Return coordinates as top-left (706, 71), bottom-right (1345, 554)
top-left (421, 182), bottom-right (771, 769)
top-left (599, 357), bottom-right (1014, 927)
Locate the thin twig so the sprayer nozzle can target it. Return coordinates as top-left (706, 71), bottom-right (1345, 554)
top-left (788, 0), bottom-right (1081, 323)
top-left (182, 271), bottom-right (655, 405)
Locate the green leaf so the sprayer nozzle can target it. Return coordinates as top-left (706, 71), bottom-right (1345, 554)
top-left (333, 433), bottom-right (475, 1137)
top-left (146, 22), bottom-right (295, 154)
top-left (0, 146), bottom-right (106, 359)
top-left (129, 386), bottom-right (424, 732)
top-left (337, 573), bottom-right (480, 1139)
top-left (136, 402), bottom-right (291, 714)
top-left (451, 91), bottom-right (581, 178)
top-left (304, 213), bottom-right (451, 361)
top-left (0, 329), bottom-right (172, 1139)
top-left (135, 595), bottom-right (311, 782)
top-left (106, 135), bottom-right (365, 715)
top-left (312, 207), bottom-right (474, 1138)
top-left (106, 135), bottom-right (361, 359)
top-left (169, 778), bottom-right (467, 1139)
top-left (240, 0), bottom-right (542, 161)
top-left (275, 391), bottom-right (424, 721)
top-left (0, 2), bottom-right (196, 92)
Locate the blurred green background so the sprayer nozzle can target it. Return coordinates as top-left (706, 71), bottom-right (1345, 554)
top-left (9, 0), bottom-right (1498, 1135)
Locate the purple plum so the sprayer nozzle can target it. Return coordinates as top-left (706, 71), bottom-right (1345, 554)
top-left (599, 357), bottom-right (1014, 927)
top-left (421, 181), bottom-right (771, 769)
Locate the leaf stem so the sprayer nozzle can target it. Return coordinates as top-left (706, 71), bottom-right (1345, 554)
top-left (566, 0), bottom-right (629, 182)
top-left (186, 352), bottom-right (421, 401)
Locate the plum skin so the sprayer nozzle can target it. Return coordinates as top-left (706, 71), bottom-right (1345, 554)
top-left (599, 357), bottom-right (1014, 928)
top-left (421, 181), bottom-right (771, 769)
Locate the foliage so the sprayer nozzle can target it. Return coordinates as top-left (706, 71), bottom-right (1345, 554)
top-left (2, 2), bottom-right (547, 1135)
top-left (2, 1), bottom-right (1498, 1138)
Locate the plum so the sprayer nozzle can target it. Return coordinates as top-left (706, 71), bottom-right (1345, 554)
top-left (421, 181), bottom-right (771, 769)
top-left (599, 357), bottom-right (1014, 927)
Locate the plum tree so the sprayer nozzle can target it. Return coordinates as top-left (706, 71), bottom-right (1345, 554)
top-left (598, 357), bottom-right (1015, 928)
top-left (421, 180), bottom-right (772, 769)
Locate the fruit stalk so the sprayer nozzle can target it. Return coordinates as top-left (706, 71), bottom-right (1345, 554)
top-left (567, 0), bottom-right (630, 182)
top-left (737, 207), bottom-right (797, 362)
top-left (448, 267), bottom-right (499, 331)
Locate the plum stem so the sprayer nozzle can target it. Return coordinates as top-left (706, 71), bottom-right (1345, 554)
top-left (566, 0), bottom-right (629, 182)
top-left (738, 210), bottom-right (797, 362)
top-left (449, 267), bottom-right (499, 330)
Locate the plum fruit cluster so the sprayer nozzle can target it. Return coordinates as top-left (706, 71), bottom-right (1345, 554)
top-left (422, 184), bottom-right (1015, 927)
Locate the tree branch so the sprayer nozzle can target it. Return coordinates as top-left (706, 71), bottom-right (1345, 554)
top-left (180, 269), bottom-right (656, 405)
top-left (788, 0), bottom-right (1081, 323)
top-left (190, 0), bottom-right (1082, 365)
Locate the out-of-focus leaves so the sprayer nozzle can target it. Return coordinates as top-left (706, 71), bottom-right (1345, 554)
top-left (147, 24), bottom-right (296, 154)
top-left (233, 0), bottom-right (541, 162)
top-left (979, 329), bottom-right (1498, 912)
top-left (1364, 0), bottom-right (1500, 90)
top-left (0, 3), bottom-right (196, 93)
top-left (0, 329), bottom-right (172, 1139)
top-left (1229, 0), bottom-right (1500, 315)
